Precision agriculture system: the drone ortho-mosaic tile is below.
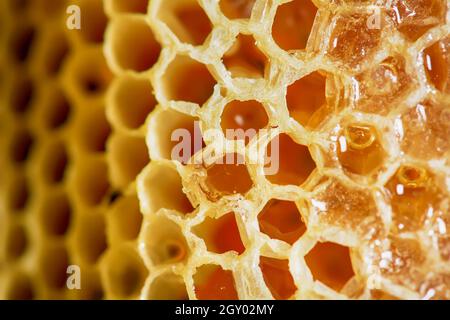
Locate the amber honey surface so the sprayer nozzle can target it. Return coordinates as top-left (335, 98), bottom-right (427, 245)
top-left (0, 0), bottom-right (449, 300)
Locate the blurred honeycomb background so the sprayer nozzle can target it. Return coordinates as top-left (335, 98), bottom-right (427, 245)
top-left (0, 0), bottom-right (449, 300)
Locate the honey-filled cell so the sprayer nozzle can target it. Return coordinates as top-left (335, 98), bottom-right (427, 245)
top-left (219, 0), bottom-right (256, 20)
top-left (259, 257), bottom-right (297, 300)
top-left (194, 265), bottom-right (239, 300)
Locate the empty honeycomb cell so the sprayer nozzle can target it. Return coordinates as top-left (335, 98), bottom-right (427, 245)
top-left (193, 212), bottom-right (245, 255)
top-left (205, 153), bottom-right (254, 197)
top-left (108, 134), bottom-right (149, 188)
top-left (109, 76), bottom-right (156, 130)
top-left (5, 223), bottom-right (28, 261)
top-left (384, 165), bottom-right (443, 233)
top-left (106, 16), bottom-right (161, 72)
top-left (101, 246), bottom-right (147, 299)
top-left (423, 38), bottom-right (449, 93)
top-left (149, 108), bottom-right (203, 164)
top-left (106, 0), bottom-right (149, 13)
top-left (9, 73), bottom-right (34, 114)
top-left (221, 100), bottom-right (268, 144)
top-left (157, 0), bottom-right (213, 46)
top-left (10, 127), bottom-right (34, 164)
top-left (75, 107), bottom-right (111, 152)
top-left (145, 272), bottom-right (189, 300)
top-left (141, 215), bottom-right (189, 266)
top-left (140, 162), bottom-right (193, 214)
top-left (265, 134), bottom-right (316, 186)
top-left (194, 265), bottom-right (239, 300)
top-left (219, 0), bottom-right (256, 19)
top-left (9, 24), bottom-right (35, 63)
top-left (41, 87), bottom-right (71, 130)
top-left (39, 190), bottom-right (72, 236)
top-left (162, 55), bottom-right (216, 105)
top-left (41, 140), bottom-right (69, 184)
top-left (4, 272), bottom-right (34, 300)
top-left (337, 123), bottom-right (386, 176)
top-left (67, 268), bottom-right (104, 300)
top-left (73, 213), bottom-right (107, 264)
top-left (65, 48), bottom-right (112, 99)
top-left (39, 31), bottom-right (70, 77)
top-left (222, 34), bottom-right (268, 79)
top-left (258, 199), bottom-right (306, 245)
top-left (76, 0), bottom-right (108, 43)
top-left (390, 0), bottom-right (446, 42)
top-left (400, 101), bottom-right (450, 160)
top-left (286, 71), bottom-right (328, 128)
top-left (108, 194), bottom-right (143, 242)
top-left (37, 244), bottom-right (69, 290)
top-left (272, 0), bottom-right (318, 51)
top-left (73, 157), bottom-right (110, 206)
top-left (259, 257), bottom-right (297, 300)
top-left (353, 55), bottom-right (413, 115)
top-left (327, 12), bottom-right (381, 70)
top-left (305, 241), bottom-right (354, 292)
top-left (7, 173), bottom-right (30, 212)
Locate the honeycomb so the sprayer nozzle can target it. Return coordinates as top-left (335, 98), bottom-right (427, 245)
top-left (0, 0), bottom-right (449, 300)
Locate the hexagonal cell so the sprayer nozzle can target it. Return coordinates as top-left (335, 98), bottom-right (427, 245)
top-left (157, 0), bottom-right (213, 46)
top-left (423, 37), bottom-right (449, 93)
top-left (39, 190), bottom-right (72, 237)
top-left (259, 257), bottom-right (297, 300)
top-left (272, 0), bottom-right (318, 51)
top-left (108, 194), bottom-right (143, 242)
top-left (108, 133), bottom-right (149, 189)
top-left (389, 0), bottom-right (446, 42)
top-left (109, 76), bottom-right (157, 130)
top-left (162, 55), bottom-right (216, 105)
top-left (327, 12), bottom-right (382, 70)
top-left (37, 244), bottom-right (69, 290)
top-left (73, 213), bottom-right (107, 264)
top-left (9, 23), bottom-right (35, 63)
top-left (8, 73), bottom-right (34, 114)
top-left (194, 265), bottom-right (238, 299)
top-left (65, 47), bottom-right (113, 99)
top-left (40, 140), bottom-right (69, 184)
top-left (258, 200), bottom-right (306, 245)
top-left (353, 55), bottom-right (414, 115)
top-left (4, 272), bottom-right (35, 300)
top-left (140, 162), bottom-right (193, 214)
top-left (222, 34), bottom-right (268, 78)
top-left (304, 241), bottom-right (355, 292)
top-left (221, 100), bottom-right (268, 145)
top-left (74, 107), bottom-right (111, 153)
top-left (193, 212), bottom-right (245, 255)
top-left (40, 87), bottom-right (71, 130)
top-left (307, 178), bottom-right (381, 236)
top-left (145, 272), bottom-right (188, 300)
top-left (106, 16), bottom-right (161, 72)
top-left (141, 215), bottom-right (189, 266)
top-left (149, 108), bottom-right (203, 164)
top-left (7, 173), bottom-right (30, 212)
top-left (264, 134), bottom-right (316, 186)
top-left (219, 0), bottom-right (256, 19)
top-left (106, 0), bottom-right (149, 13)
top-left (76, 0), bottom-right (108, 43)
top-left (400, 100), bottom-right (450, 160)
top-left (101, 246), bottom-right (148, 299)
top-left (37, 29), bottom-right (70, 77)
top-left (384, 165), bottom-right (444, 233)
top-left (205, 153), bottom-right (254, 197)
top-left (73, 157), bottom-right (110, 206)
top-left (9, 127), bottom-right (34, 164)
top-left (4, 223), bottom-right (28, 261)
top-left (286, 71), bottom-right (328, 128)
top-left (337, 123), bottom-right (386, 176)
